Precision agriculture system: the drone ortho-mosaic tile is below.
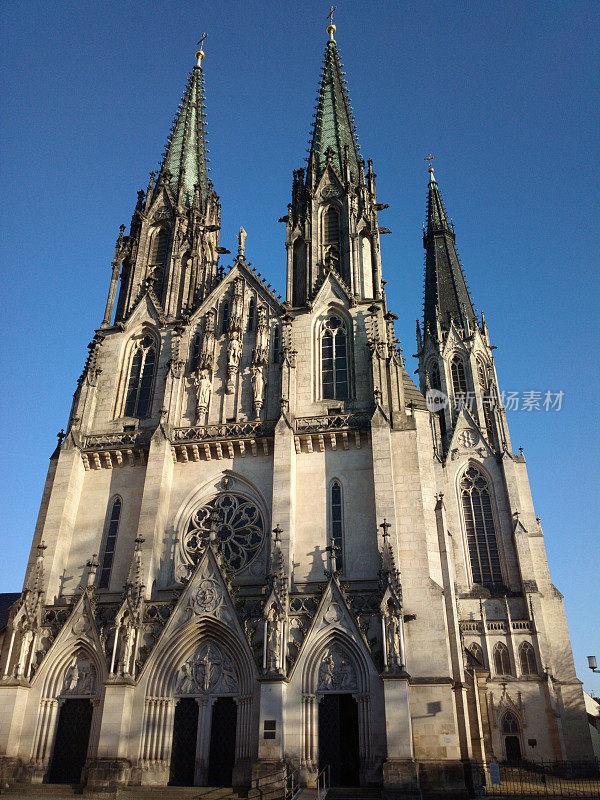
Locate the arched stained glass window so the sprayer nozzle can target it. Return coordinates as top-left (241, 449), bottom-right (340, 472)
top-left (98, 497), bottom-right (122, 589)
top-left (519, 642), bottom-right (537, 675)
top-left (321, 315), bottom-right (348, 400)
top-left (460, 466), bottom-right (502, 587)
top-left (124, 335), bottom-right (157, 418)
top-left (329, 481), bottom-right (344, 572)
top-left (450, 355), bottom-right (467, 397)
top-left (493, 643), bottom-right (512, 676)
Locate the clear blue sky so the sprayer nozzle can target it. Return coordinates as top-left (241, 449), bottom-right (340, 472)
top-left (1, 1), bottom-right (598, 696)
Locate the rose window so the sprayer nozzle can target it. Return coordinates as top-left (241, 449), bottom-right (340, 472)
top-left (184, 493), bottom-right (264, 573)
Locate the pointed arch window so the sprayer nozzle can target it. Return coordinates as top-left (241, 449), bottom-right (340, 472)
top-left (429, 361), bottom-right (441, 391)
top-left (221, 299), bottom-right (230, 335)
top-left (477, 358), bottom-right (496, 444)
top-left (519, 642), bottom-right (537, 675)
top-left (460, 466), bottom-right (502, 587)
top-left (149, 228), bottom-right (169, 265)
top-left (450, 355), bottom-right (468, 398)
top-left (321, 315), bottom-right (349, 400)
top-left (329, 481), bottom-right (344, 572)
top-left (323, 206), bottom-right (341, 271)
top-left (468, 642), bottom-right (484, 666)
top-left (502, 711), bottom-right (522, 761)
top-left (247, 298), bottom-right (256, 332)
top-left (124, 335), bottom-right (157, 418)
top-left (98, 497), bottom-right (122, 589)
top-left (272, 325), bottom-right (280, 363)
top-left (493, 643), bottom-right (512, 676)
top-left (190, 331), bottom-right (201, 371)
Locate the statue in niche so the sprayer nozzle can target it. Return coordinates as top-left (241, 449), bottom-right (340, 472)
top-left (199, 311), bottom-right (215, 371)
top-left (63, 656), bottom-right (96, 695)
top-left (252, 365), bottom-right (265, 415)
top-left (317, 646), bottom-right (357, 691)
top-left (266, 606), bottom-right (281, 672)
top-left (254, 306), bottom-right (269, 365)
top-left (231, 278), bottom-right (244, 325)
top-left (385, 602), bottom-right (402, 669)
top-left (195, 369), bottom-right (212, 416)
top-left (228, 331), bottom-right (242, 369)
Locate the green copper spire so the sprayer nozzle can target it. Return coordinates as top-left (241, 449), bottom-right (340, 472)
top-left (423, 166), bottom-right (477, 336)
top-left (157, 47), bottom-right (210, 208)
top-left (308, 24), bottom-right (361, 182)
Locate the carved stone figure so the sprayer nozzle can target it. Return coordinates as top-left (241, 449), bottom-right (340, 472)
top-left (176, 642), bottom-right (238, 695)
top-left (231, 278), bottom-right (245, 328)
top-left (317, 646), bottom-right (357, 691)
top-left (199, 311), bottom-right (216, 371)
top-left (195, 369), bottom-right (212, 416)
top-left (227, 331), bottom-right (242, 369)
top-left (63, 656), bottom-right (96, 695)
top-left (253, 306), bottom-right (269, 365)
top-left (385, 608), bottom-right (402, 669)
top-left (252, 366), bottom-right (265, 415)
top-left (238, 227), bottom-right (247, 258)
top-left (266, 609), bottom-right (281, 672)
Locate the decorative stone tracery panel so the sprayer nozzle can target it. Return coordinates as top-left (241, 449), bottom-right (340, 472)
top-left (176, 642), bottom-right (238, 695)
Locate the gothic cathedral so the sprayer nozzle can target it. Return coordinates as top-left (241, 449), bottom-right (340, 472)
top-left (0, 22), bottom-right (593, 799)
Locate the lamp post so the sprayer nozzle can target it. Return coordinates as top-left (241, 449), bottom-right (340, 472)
top-left (587, 655), bottom-right (599, 673)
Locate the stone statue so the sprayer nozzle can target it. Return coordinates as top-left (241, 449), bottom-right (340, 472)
top-left (254, 306), bottom-right (269, 365)
top-left (252, 365), bottom-right (265, 414)
top-left (385, 609), bottom-right (402, 669)
top-left (238, 227), bottom-right (247, 258)
top-left (228, 331), bottom-right (242, 369)
top-left (266, 610), bottom-right (281, 672)
top-left (195, 369), bottom-right (212, 416)
top-left (199, 311), bottom-right (215, 371)
top-left (231, 278), bottom-right (244, 325)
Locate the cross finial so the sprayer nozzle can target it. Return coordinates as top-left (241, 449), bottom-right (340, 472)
top-left (380, 519), bottom-right (391, 541)
top-left (272, 525), bottom-right (283, 544)
top-left (196, 32), bottom-right (208, 65)
top-left (425, 153), bottom-right (435, 168)
top-left (326, 5), bottom-right (337, 39)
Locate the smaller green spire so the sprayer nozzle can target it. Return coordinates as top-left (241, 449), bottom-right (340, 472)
top-left (156, 46), bottom-right (210, 209)
top-left (307, 24), bottom-right (361, 183)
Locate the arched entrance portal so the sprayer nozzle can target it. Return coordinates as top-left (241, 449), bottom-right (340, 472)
top-left (169, 698), bottom-right (199, 786)
top-left (48, 699), bottom-right (93, 784)
top-left (318, 693), bottom-right (360, 786)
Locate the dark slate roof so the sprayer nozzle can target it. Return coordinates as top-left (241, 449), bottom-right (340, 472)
top-left (0, 593), bottom-right (20, 631)
top-left (155, 53), bottom-right (210, 209)
top-left (308, 37), bottom-right (361, 182)
top-left (403, 370), bottom-right (428, 410)
top-left (423, 168), bottom-right (477, 336)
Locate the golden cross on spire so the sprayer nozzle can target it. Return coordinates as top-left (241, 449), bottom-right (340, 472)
top-left (327, 5), bottom-right (337, 25)
top-left (425, 153), bottom-right (435, 168)
top-left (197, 32), bottom-right (208, 49)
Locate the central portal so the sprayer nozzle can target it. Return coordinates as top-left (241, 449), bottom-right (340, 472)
top-left (318, 693), bottom-right (360, 786)
top-left (208, 697), bottom-right (237, 785)
top-left (169, 698), bottom-right (199, 786)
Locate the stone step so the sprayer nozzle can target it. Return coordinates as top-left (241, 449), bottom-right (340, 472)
top-left (326, 790), bottom-right (381, 800)
top-left (0, 786), bottom-right (245, 800)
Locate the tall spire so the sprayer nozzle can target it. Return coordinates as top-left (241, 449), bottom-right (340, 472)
top-left (157, 44), bottom-right (210, 208)
top-left (307, 18), bottom-right (361, 182)
top-left (423, 165), bottom-right (477, 336)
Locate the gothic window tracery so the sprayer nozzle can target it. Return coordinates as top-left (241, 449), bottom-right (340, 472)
top-left (329, 481), bottom-right (344, 572)
top-left (321, 315), bottom-right (349, 400)
top-left (428, 361), bottom-right (441, 390)
top-left (493, 642), bottom-right (512, 676)
top-left (124, 335), bottom-right (157, 418)
top-left (98, 497), bottom-right (122, 589)
top-left (149, 228), bottom-right (169, 266)
top-left (183, 493), bottom-right (265, 574)
top-left (450, 354), bottom-right (468, 398)
top-left (460, 465), bottom-right (502, 587)
top-left (323, 206), bottom-right (341, 271)
top-left (468, 642), bottom-right (484, 666)
top-left (519, 642), bottom-right (537, 675)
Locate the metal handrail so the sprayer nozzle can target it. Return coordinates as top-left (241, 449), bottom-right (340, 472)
top-left (316, 763), bottom-right (330, 800)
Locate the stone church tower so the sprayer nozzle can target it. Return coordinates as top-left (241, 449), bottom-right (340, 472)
top-left (0, 22), bottom-right (593, 799)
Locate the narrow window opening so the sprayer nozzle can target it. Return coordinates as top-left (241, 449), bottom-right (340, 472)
top-left (519, 642), bottom-right (537, 675)
top-left (272, 326), bottom-right (280, 362)
top-left (221, 300), bottom-right (230, 335)
top-left (493, 643), bottom-right (512, 676)
top-left (451, 355), bottom-right (467, 399)
top-left (247, 298), bottom-right (256, 332)
top-left (330, 481), bottom-right (344, 572)
top-left (98, 497), bottom-right (122, 589)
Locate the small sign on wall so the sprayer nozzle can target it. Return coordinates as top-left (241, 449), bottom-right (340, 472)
top-left (489, 762), bottom-right (501, 786)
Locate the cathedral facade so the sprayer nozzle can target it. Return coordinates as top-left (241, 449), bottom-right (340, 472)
top-left (0, 23), bottom-right (593, 799)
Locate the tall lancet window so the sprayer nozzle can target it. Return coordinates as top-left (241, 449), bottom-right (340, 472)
top-left (247, 298), bottom-right (256, 331)
top-left (124, 335), bottom-right (157, 418)
top-left (321, 315), bottom-right (348, 400)
top-left (329, 481), bottom-right (344, 572)
top-left (323, 207), bottom-right (340, 270)
top-left (190, 331), bottom-right (201, 370)
top-left (98, 497), bottom-right (122, 589)
top-left (460, 465), bottom-right (502, 587)
top-left (149, 228), bottom-right (169, 265)
top-left (450, 354), bottom-right (468, 398)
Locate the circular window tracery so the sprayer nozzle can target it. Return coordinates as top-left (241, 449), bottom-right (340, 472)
top-left (183, 492), bottom-right (265, 573)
